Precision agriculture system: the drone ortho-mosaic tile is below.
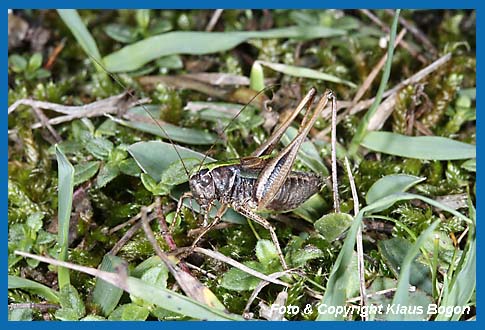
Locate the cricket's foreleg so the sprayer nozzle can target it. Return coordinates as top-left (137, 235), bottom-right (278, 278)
top-left (190, 204), bottom-right (228, 250)
top-left (235, 206), bottom-right (288, 270)
top-left (171, 192), bottom-right (194, 233)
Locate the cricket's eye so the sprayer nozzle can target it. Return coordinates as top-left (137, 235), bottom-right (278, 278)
top-left (200, 173), bottom-right (212, 187)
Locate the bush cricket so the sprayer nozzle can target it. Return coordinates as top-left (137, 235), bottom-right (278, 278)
top-left (179, 87), bottom-right (335, 270)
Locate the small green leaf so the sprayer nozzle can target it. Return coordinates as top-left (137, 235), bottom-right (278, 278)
top-left (109, 148), bottom-right (128, 164)
top-left (221, 261), bottom-right (265, 291)
top-left (458, 87), bottom-right (476, 100)
top-left (108, 303), bottom-right (150, 321)
top-left (9, 308), bottom-right (33, 321)
top-left (86, 137), bottom-right (114, 160)
top-left (361, 132), bottom-right (476, 160)
top-left (55, 284), bottom-right (86, 320)
top-left (314, 213), bottom-right (353, 242)
top-left (141, 265), bottom-right (169, 288)
top-left (26, 212), bottom-right (44, 233)
top-left (81, 315), bottom-right (107, 321)
top-left (96, 162), bottom-right (120, 188)
top-left (156, 55), bottom-right (183, 70)
top-left (28, 52), bottom-right (43, 71)
top-left (9, 54), bottom-right (27, 72)
top-left (36, 230), bottom-right (56, 245)
top-left (96, 119), bottom-right (118, 136)
top-left (33, 68), bottom-right (51, 79)
top-left (73, 161), bottom-right (100, 186)
top-left (104, 23), bottom-right (138, 43)
top-left (148, 20), bottom-right (172, 35)
top-left (255, 239), bottom-right (279, 266)
top-left (135, 9), bottom-right (151, 30)
top-left (290, 245), bottom-right (324, 267)
top-left (113, 115), bottom-right (216, 145)
top-left (140, 173), bottom-right (169, 195)
top-left (119, 158), bottom-right (141, 177)
top-left (461, 159), bottom-right (476, 172)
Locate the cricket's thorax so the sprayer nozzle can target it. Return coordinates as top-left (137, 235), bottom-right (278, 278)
top-left (189, 164), bottom-right (323, 212)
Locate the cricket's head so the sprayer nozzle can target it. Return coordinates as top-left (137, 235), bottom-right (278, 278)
top-left (189, 168), bottom-right (216, 206)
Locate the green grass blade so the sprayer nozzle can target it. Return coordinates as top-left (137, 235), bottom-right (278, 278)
top-left (92, 255), bottom-right (125, 316)
top-left (8, 275), bottom-right (59, 303)
top-left (55, 145), bottom-right (75, 288)
top-left (349, 9), bottom-right (400, 155)
top-left (361, 132), bottom-right (476, 160)
top-left (103, 26), bottom-right (346, 72)
top-left (109, 115), bottom-right (216, 145)
top-left (387, 220), bottom-right (440, 320)
top-left (366, 174), bottom-right (425, 205)
top-left (57, 10), bottom-right (104, 74)
top-left (258, 61), bottom-right (356, 88)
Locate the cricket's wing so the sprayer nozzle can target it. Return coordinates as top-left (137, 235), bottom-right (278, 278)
top-left (254, 90), bottom-right (333, 210)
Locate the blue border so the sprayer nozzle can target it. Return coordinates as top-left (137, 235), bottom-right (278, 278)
top-left (4, 1), bottom-right (480, 329)
top-left (4, 1), bottom-right (478, 9)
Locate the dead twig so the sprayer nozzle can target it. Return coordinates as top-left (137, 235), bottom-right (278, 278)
top-left (8, 91), bottom-right (150, 129)
top-left (8, 302), bottom-right (59, 311)
top-left (109, 212), bottom-right (157, 256)
top-left (330, 93), bottom-right (340, 213)
top-left (192, 247), bottom-right (290, 287)
top-left (205, 9), bottom-right (224, 32)
top-left (109, 202), bottom-right (157, 234)
top-left (344, 157), bottom-right (367, 320)
top-left (243, 269), bottom-right (297, 315)
top-left (44, 38), bottom-right (66, 70)
top-left (31, 106), bottom-right (62, 143)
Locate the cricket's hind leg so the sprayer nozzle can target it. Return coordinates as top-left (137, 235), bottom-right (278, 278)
top-left (235, 205), bottom-right (288, 270)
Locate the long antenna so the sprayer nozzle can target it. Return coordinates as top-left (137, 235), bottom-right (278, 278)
top-left (87, 54), bottom-right (191, 178)
top-left (196, 84), bottom-right (280, 173)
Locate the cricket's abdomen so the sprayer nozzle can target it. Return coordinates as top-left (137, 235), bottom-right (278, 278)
top-left (208, 165), bottom-right (323, 212)
top-left (264, 171), bottom-right (323, 211)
